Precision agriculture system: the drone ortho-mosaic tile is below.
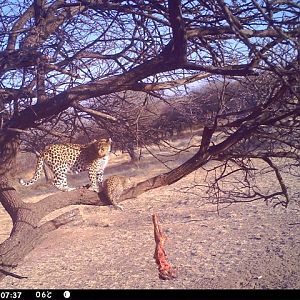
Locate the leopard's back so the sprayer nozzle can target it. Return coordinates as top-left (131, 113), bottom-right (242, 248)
top-left (42, 143), bottom-right (90, 172)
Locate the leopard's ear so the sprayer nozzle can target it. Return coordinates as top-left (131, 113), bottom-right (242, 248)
top-left (107, 138), bottom-right (112, 143)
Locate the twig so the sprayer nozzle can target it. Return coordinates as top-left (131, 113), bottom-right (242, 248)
top-left (262, 157), bottom-right (289, 207)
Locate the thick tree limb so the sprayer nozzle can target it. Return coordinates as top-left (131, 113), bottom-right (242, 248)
top-left (131, 73), bottom-right (211, 91)
top-left (72, 103), bottom-right (118, 121)
top-left (0, 178), bottom-right (85, 281)
top-left (168, 0), bottom-right (187, 62)
top-left (186, 27), bottom-right (300, 39)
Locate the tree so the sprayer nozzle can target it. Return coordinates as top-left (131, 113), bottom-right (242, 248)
top-left (0, 0), bottom-right (299, 280)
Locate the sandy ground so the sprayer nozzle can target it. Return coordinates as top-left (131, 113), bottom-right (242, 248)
top-left (0, 137), bottom-right (299, 289)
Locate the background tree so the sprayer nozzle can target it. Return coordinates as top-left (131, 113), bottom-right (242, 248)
top-left (0, 0), bottom-right (299, 280)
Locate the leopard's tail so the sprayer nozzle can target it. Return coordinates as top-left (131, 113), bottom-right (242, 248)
top-left (19, 156), bottom-right (45, 187)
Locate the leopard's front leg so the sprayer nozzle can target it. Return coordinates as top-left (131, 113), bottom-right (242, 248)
top-left (88, 156), bottom-right (109, 193)
top-left (88, 168), bottom-right (102, 193)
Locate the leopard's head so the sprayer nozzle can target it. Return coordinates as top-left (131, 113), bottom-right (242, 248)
top-left (93, 138), bottom-right (112, 158)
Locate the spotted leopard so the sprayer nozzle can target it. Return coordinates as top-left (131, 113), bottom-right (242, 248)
top-left (102, 175), bottom-right (132, 210)
top-left (19, 138), bottom-right (112, 192)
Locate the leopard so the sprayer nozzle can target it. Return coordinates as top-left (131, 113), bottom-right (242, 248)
top-left (102, 175), bottom-right (133, 211)
top-left (19, 138), bottom-right (112, 192)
